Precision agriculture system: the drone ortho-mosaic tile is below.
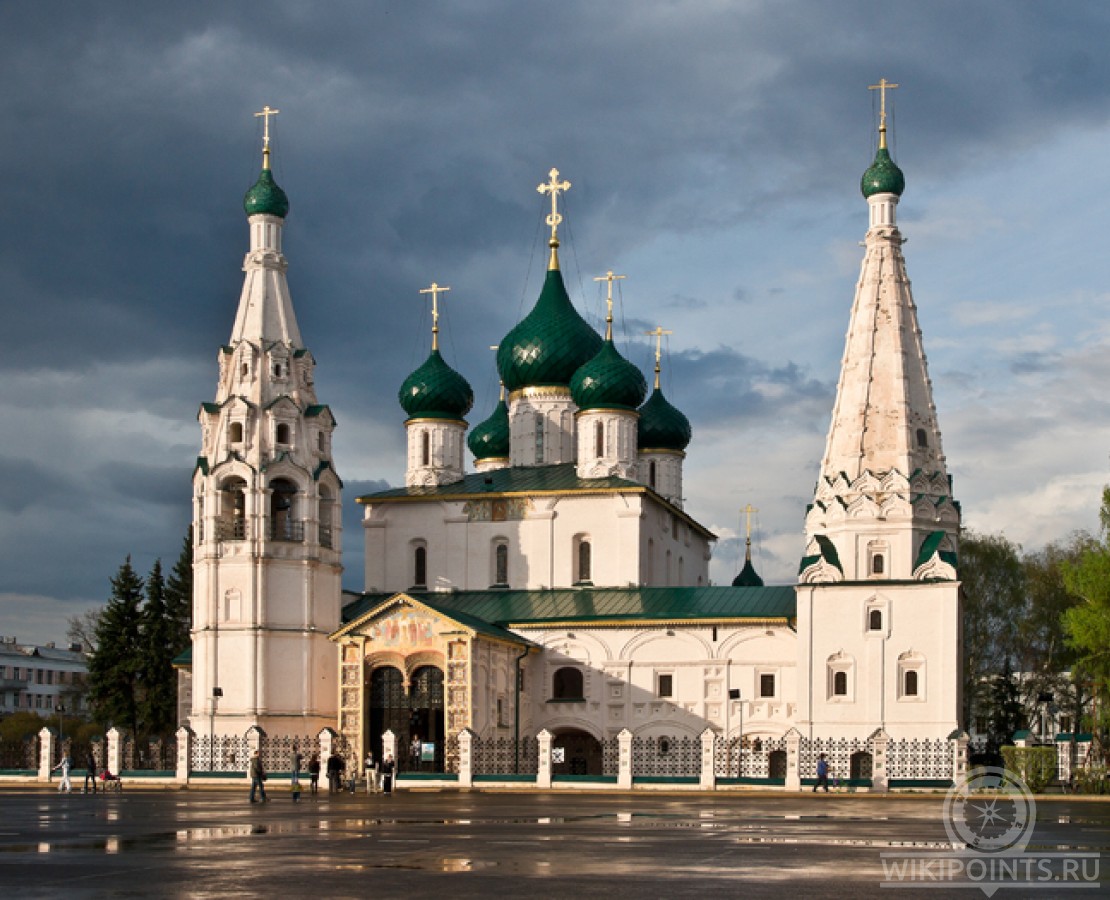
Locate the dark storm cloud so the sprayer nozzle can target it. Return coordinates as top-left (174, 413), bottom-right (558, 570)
top-left (5, 1), bottom-right (1110, 638)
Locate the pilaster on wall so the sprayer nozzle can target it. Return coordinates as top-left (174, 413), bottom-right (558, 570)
top-left (458, 729), bottom-right (475, 788)
top-left (176, 727), bottom-right (193, 783)
top-left (952, 731), bottom-right (969, 785)
top-left (381, 729), bottom-right (398, 765)
top-left (870, 729), bottom-right (890, 793)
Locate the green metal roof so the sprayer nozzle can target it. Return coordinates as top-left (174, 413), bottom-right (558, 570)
top-left (244, 167), bottom-right (290, 218)
top-left (638, 386), bottom-right (691, 451)
top-left (861, 146), bottom-right (905, 198)
top-left (172, 646), bottom-right (192, 668)
top-left (399, 348), bottom-right (474, 420)
top-left (467, 397), bottom-right (510, 460)
top-left (342, 585), bottom-right (796, 627)
top-left (570, 339), bottom-right (647, 412)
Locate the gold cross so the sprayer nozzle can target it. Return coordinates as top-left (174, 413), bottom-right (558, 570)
top-left (594, 271), bottom-right (626, 339)
top-left (741, 504), bottom-right (759, 540)
top-left (645, 326), bottom-right (673, 389)
top-left (537, 168), bottom-right (571, 244)
top-left (254, 106), bottom-right (280, 166)
top-left (419, 282), bottom-right (451, 350)
top-left (867, 79), bottom-right (899, 147)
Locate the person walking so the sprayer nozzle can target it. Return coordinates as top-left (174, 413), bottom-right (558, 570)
top-left (364, 751), bottom-right (379, 794)
top-left (813, 753), bottom-right (830, 793)
top-left (249, 750), bottom-right (268, 803)
top-left (308, 752), bottom-right (320, 795)
top-left (83, 748), bottom-right (98, 794)
top-left (381, 753), bottom-right (395, 795)
top-left (53, 750), bottom-right (73, 793)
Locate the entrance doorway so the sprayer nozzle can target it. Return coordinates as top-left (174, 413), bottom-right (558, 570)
top-left (368, 665), bottom-right (445, 772)
top-left (552, 729), bottom-right (603, 776)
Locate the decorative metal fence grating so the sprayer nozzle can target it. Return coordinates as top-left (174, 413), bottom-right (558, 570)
top-left (0, 738), bottom-right (38, 770)
top-left (471, 736), bottom-right (539, 775)
top-left (887, 737), bottom-right (953, 780)
top-left (713, 735), bottom-right (788, 779)
top-left (258, 734), bottom-right (318, 774)
top-left (191, 733), bottom-right (251, 772)
top-left (601, 736), bottom-right (620, 777)
top-left (631, 734), bottom-right (700, 777)
top-left (799, 736), bottom-right (873, 781)
top-left (120, 735), bottom-right (178, 771)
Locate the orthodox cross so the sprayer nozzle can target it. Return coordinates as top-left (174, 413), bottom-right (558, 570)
top-left (537, 168), bottom-right (571, 245)
top-left (593, 270), bottom-right (626, 339)
top-left (741, 504), bottom-right (759, 558)
top-left (254, 105), bottom-right (280, 165)
top-left (419, 282), bottom-right (451, 350)
top-left (645, 326), bottom-right (673, 389)
top-left (867, 79), bottom-right (899, 147)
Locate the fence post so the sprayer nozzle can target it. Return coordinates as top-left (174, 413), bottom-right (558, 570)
top-left (952, 731), bottom-right (969, 785)
top-left (699, 728), bottom-right (716, 790)
top-left (870, 729), bottom-right (889, 792)
top-left (106, 727), bottom-right (123, 776)
top-left (38, 727), bottom-right (54, 782)
top-left (784, 728), bottom-right (801, 791)
top-left (176, 726), bottom-right (193, 784)
top-left (458, 729), bottom-right (474, 788)
top-left (536, 729), bottom-right (553, 789)
top-left (617, 728), bottom-right (633, 790)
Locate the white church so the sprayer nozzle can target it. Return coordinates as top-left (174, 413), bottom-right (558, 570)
top-left (183, 93), bottom-right (963, 785)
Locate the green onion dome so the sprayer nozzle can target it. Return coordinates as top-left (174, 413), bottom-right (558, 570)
top-left (570, 340), bottom-right (648, 412)
top-left (496, 269), bottom-right (603, 392)
top-left (637, 386), bottom-right (691, 451)
top-left (243, 167), bottom-right (290, 218)
top-left (732, 557), bottom-right (764, 587)
top-left (861, 146), bottom-right (905, 198)
top-left (399, 349), bottom-right (474, 420)
top-left (467, 397), bottom-right (510, 460)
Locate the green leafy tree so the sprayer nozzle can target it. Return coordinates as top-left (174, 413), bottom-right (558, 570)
top-left (140, 559), bottom-right (178, 739)
top-left (163, 531), bottom-right (193, 660)
top-left (1062, 487), bottom-right (1110, 760)
top-left (987, 657), bottom-right (1025, 744)
top-left (87, 557), bottom-right (144, 739)
top-left (959, 531), bottom-right (1025, 727)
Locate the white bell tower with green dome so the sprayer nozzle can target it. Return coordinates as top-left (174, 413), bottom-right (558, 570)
top-left (795, 84), bottom-right (961, 742)
top-left (190, 109), bottom-right (342, 741)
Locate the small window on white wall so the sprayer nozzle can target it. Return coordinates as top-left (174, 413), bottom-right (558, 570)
top-left (759, 672), bottom-right (776, 698)
top-left (827, 653), bottom-right (854, 701)
top-left (868, 609), bottom-right (883, 631)
top-left (492, 541), bottom-right (509, 587)
top-left (657, 673), bottom-right (674, 698)
top-left (898, 652), bottom-right (925, 701)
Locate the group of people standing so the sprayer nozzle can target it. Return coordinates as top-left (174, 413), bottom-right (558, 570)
top-left (246, 744), bottom-right (395, 803)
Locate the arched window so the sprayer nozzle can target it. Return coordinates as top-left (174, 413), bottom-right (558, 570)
top-left (318, 488), bottom-right (334, 549)
top-left (276, 423), bottom-right (291, 445)
top-left (595, 421), bottom-right (604, 458)
top-left (868, 609), bottom-right (883, 631)
top-left (552, 667), bottom-right (584, 700)
top-left (577, 540), bottom-right (592, 584)
top-left (229, 422), bottom-right (244, 444)
top-left (916, 428), bottom-right (928, 448)
top-left (413, 545), bottom-right (427, 588)
top-left (646, 538), bottom-right (655, 583)
top-left (872, 554), bottom-right (884, 575)
top-left (269, 479), bottom-right (299, 541)
top-left (421, 431), bottom-right (430, 467)
top-left (904, 670), bottom-right (919, 696)
top-left (833, 671), bottom-right (848, 696)
top-left (218, 477), bottom-right (247, 541)
top-left (493, 542), bottom-right (509, 587)
top-left (648, 460), bottom-right (657, 489)
top-left (318, 432), bottom-right (326, 453)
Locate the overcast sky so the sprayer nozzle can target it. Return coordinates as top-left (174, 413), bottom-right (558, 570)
top-left (5, 1), bottom-right (1110, 645)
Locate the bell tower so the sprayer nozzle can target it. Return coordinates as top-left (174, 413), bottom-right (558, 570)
top-left (190, 108), bottom-right (342, 739)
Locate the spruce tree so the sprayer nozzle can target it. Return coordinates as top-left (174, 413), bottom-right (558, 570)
top-left (141, 559), bottom-right (178, 739)
top-left (164, 531), bottom-right (193, 659)
top-left (87, 557), bottom-right (144, 739)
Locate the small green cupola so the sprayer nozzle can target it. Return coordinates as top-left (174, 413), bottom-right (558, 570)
top-left (244, 168), bottom-right (290, 218)
top-left (496, 268), bottom-right (603, 393)
top-left (571, 340), bottom-right (648, 412)
top-left (638, 386), bottom-right (692, 451)
top-left (861, 145), bottom-right (904, 199)
top-left (399, 348), bottom-right (473, 420)
top-left (467, 393), bottom-right (510, 460)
